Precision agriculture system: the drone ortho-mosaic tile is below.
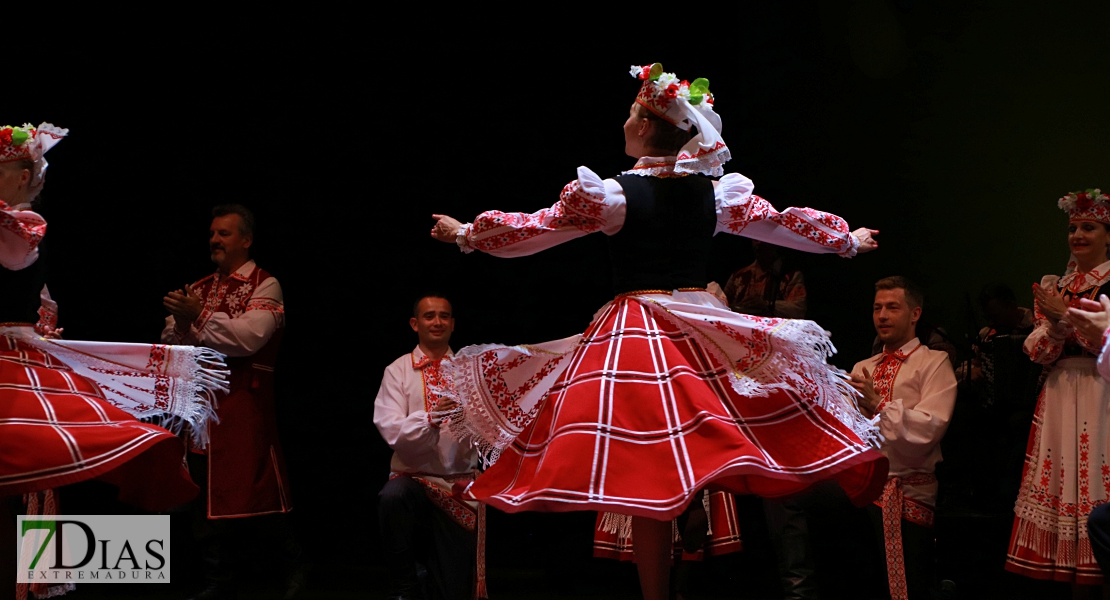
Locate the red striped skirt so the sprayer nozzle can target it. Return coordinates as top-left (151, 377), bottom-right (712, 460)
top-left (443, 291), bottom-right (887, 520)
top-left (0, 333), bottom-right (197, 510)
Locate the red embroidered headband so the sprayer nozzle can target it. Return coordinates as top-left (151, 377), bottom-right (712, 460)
top-left (1058, 188), bottom-right (1110, 224)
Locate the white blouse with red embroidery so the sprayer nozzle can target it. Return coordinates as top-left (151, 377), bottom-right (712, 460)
top-left (161, 260), bottom-right (284, 358)
top-left (851, 338), bottom-right (957, 505)
top-left (0, 200), bottom-right (46, 271)
top-left (374, 346), bottom-right (478, 479)
top-left (456, 158), bottom-right (861, 259)
top-left (1025, 263), bottom-right (1110, 365)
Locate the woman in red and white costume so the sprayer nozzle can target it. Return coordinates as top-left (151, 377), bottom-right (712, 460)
top-left (0, 124), bottom-right (224, 515)
top-left (430, 65), bottom-right (887, 599)
top-left (1006, 189), bottom-right (1110, 588)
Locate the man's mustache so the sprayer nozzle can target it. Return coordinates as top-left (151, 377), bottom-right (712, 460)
top-left (210, 244), bottom-right (224, 251)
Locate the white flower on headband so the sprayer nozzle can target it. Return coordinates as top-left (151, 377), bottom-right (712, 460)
top-left (630, 65), bottom-right (643, 78)
top-left (656, 73), bottom-right (678, 89)
top-left (1059, 193), bottom-right (1078, 211)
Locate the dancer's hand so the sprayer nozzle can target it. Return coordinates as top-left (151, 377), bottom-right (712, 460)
top-left (1033, 283), bottom-right (1068, 324)
top-left (431, 214), bottom-right (463, 243)
top-left (1068, 294), bottom-right (1110, 343)
top-left (164, 284), bottom-right (203, 332)
top-left (852, 228), bottom-right (880, 253)
top-left (41, 326), bottom-right (64, 340)
top-left (848, 367), bottom-right (881, 418)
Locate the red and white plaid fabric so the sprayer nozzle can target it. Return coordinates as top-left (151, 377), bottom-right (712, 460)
top-left (0, 331), bottom-right (198, 510)
top-left (445, 292), bottom-right (887, 519)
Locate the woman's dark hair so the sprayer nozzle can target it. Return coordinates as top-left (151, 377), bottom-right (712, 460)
top-left (635, 104), bottom-right (696, 154)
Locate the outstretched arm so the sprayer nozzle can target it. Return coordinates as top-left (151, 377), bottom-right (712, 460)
top-left (429, 166), bottom-right (625, 257)
top-left (713, 174), bottom-right (878, 257)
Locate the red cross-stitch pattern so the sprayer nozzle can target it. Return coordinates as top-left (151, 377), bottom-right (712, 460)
top-left (718, 195), bottom-right (854, 254)
top-left (468, 179), bottom-right (607, 253)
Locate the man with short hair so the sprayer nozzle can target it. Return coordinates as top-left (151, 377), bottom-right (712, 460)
top-left (849, 276), bottom-right (957, 600)
top-left (375, 295), bottom-right (481, 600)
top-left (163, 204), bottom-right (301, 600)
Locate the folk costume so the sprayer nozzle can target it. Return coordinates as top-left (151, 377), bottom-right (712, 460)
top-left (0, 124), bottom-right (223, 508)
top-left (850, 338), bottom-right (957, 600)
top-left (161, 259), bottom-right (290, 518)
top-left (375, 347), bottom-right (484, 600)
top-left (0, 124), bottom-right (225, 600)
top-left (1006, 189), bottom-right (1110, 585)
top-left (434, 65), bottom-right (887, 524)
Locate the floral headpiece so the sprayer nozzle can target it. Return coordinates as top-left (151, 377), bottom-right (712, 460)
top-left (1058, 188), bottom-right (1110, 224)
top-left (630, 63), bottom-right (730, 177)
top-left (0, 123), bottom-right (68, 201)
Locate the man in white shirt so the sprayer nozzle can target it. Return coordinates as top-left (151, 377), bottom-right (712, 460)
top-left (849, 276), bottom-right (957, 600)
top-left (375, 295), bottom-right (479, 600)
top-left (163, 204), bottom-right (301, 600)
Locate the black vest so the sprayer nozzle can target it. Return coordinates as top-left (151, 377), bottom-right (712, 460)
top-left (608, 174), bottom-right (716, 294)
top-left (0, 237), bottom-right (47, 324)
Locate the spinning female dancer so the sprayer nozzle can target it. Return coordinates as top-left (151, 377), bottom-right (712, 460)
top-left (430, 65), bottom-right (886, 599)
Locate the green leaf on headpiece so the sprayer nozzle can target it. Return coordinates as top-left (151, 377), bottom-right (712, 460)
top-left (1088, 188), bottom-right (1099, 196)
top-left (690, 78), bottom-right (710, 96)
top-left (10, 129), bottom-right (29, 145)
top-left (648, 63), bottom-right (663, 81)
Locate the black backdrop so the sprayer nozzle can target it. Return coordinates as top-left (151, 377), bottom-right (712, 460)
top-left (7, 2), bottom-right (1110, 587)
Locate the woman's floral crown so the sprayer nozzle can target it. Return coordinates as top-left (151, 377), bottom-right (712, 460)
top-left (630, 63), bottom-right (714, 128)
top-left (1058, 188), bottom-right (1110, 224)
top-left (0, 124), bottom-right (39, 163)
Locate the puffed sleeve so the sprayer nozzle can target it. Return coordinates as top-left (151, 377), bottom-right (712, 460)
top-left (878, 353), bottom-right (957, 459)
top-left (0, 201), bottom-right (45, 271)
top-left (714, 174), bottom-right (861, 257)
top-left (373, 363), bottom-right (441, 462)
top-left (1024, 275), bottom-right (1069, 365)
top-left (457, 166), bottom-right (627, 257)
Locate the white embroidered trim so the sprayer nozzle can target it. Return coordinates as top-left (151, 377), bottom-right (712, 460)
top-left (640, 300), bottom-right (880, 449)
top-left (24, 336), bottom-right (228, 449)
top-left (457, 224), bottom-right (474, 254)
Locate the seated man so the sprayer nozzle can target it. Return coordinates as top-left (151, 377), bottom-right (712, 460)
top-left (849, 276), bottom-right (957, 600)
top-left (375, 295), bottom-right (481, 600)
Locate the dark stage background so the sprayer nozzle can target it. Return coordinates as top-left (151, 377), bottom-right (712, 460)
top-left (7, 3), bottom-right (1110, 598)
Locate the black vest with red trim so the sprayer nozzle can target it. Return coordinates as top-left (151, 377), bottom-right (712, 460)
top-left (609, 174), bottom-right (717, 294)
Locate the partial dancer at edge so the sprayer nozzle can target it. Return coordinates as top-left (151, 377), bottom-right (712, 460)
top-left (0, 124), bottom-right (225, 525)
top-left (429, 65), bottom-right (887, 599)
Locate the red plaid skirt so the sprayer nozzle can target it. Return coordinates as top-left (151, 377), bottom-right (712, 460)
top-left (456, 293), bottom-right (887, 519)
top-left (0, 333), bottom-right (197, 510)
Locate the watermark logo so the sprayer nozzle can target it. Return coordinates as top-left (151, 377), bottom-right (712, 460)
top-left (16, 515), bottom-right (169, 583)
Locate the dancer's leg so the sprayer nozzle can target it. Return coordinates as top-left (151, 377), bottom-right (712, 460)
top-left (632, 516), bottom-right (671, 600)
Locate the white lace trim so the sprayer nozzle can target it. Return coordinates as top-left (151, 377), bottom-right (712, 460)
top-left (675, 146), bottom-right (731, 178)
top-left (639, 300), bottom-right (880, 449)
top-left (19, 335), bottom-right (227, 449)
top-left (437, 340), bottom-right (579, 464)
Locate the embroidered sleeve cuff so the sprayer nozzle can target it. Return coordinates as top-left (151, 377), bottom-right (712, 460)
top-left (456, 224), bottom-right (474, 254)
top-left (837, 232), bottom-right (862, 258)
